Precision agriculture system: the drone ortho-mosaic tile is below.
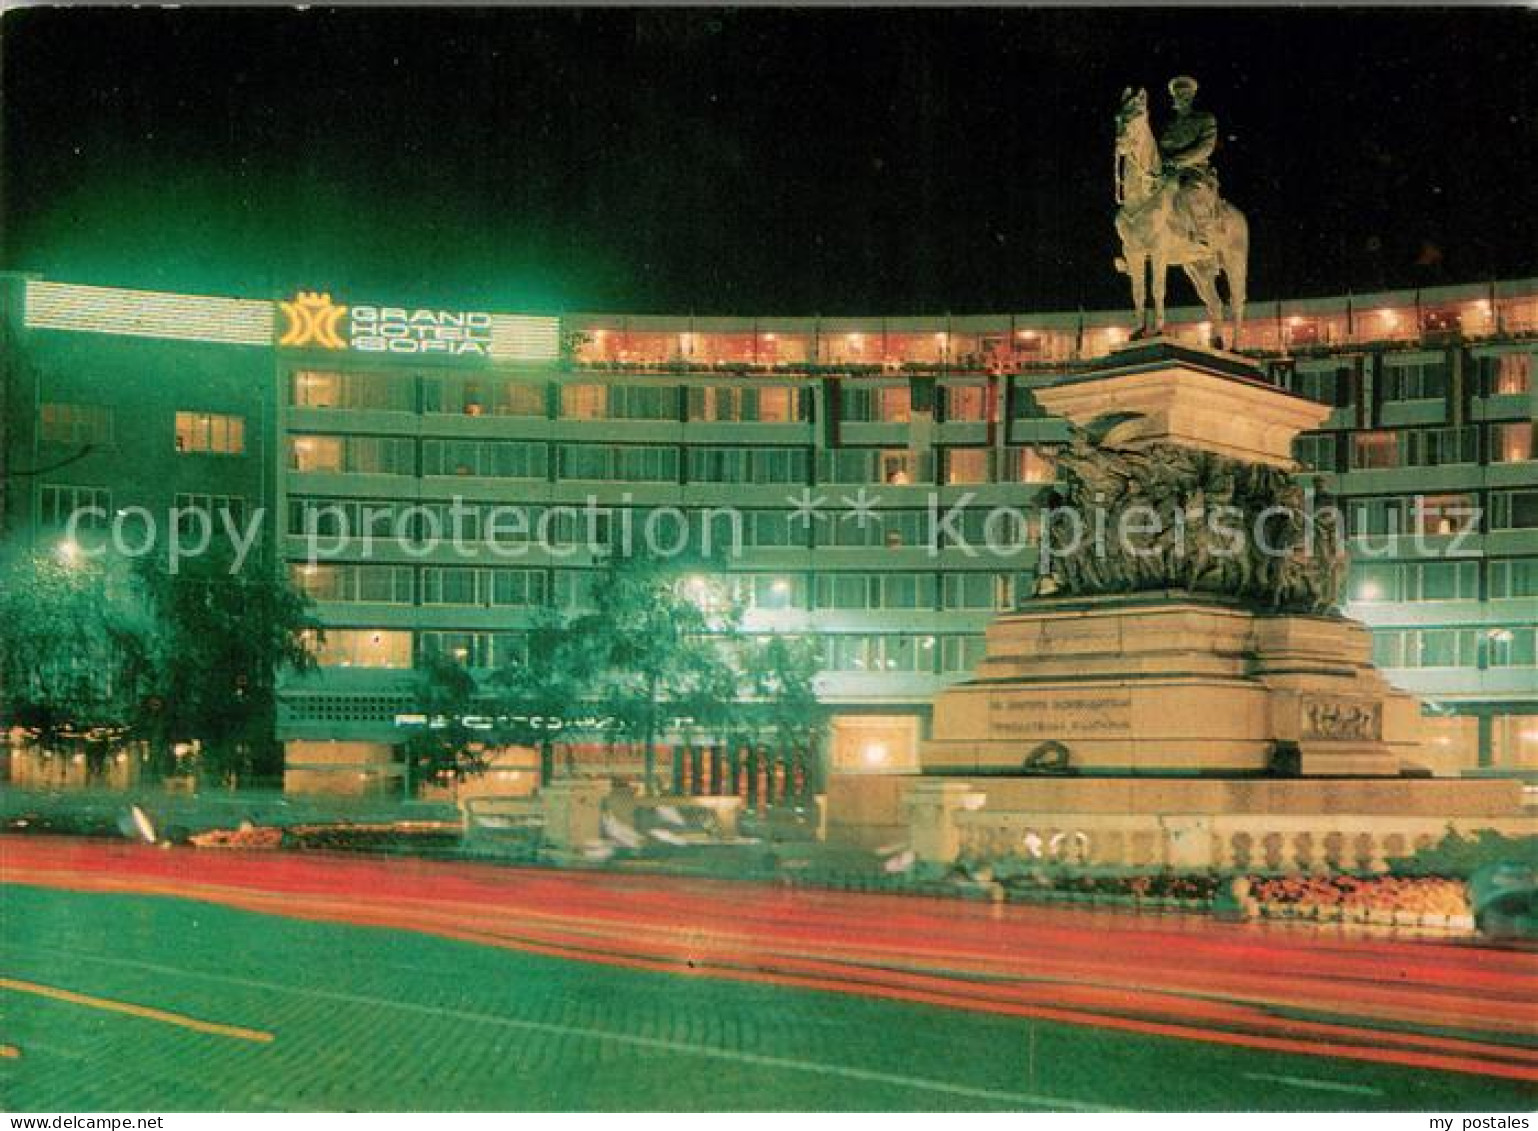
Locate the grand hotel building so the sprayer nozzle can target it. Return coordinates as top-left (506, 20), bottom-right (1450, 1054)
top-left (2, 274), bottom-right (1535, 792)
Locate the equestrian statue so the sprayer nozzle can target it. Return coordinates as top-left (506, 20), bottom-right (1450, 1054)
top-left (1114, 76), bottom-right (1249, 349)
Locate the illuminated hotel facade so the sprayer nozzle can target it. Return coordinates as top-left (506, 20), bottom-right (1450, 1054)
top-left (2, 274), bottom-right (1535, 792)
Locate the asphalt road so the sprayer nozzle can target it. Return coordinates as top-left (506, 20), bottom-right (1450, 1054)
top-left (1, 837), bottom-right (1534, 1111)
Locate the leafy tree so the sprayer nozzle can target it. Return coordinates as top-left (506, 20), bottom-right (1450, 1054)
top-left (401, 648), bottom-right (484, 793)
top-left (131, 547), bottom-right (318, 784)
top-left (487, 611), bottom-right (594, 784)
top-left (575, 552), bottom-right (744, 794)
top-left (0, 545), bottom-right (157, 776)
top-left (749, 633), bottom-right (827, 759)
top-left (0, 542), bottom-right (317, 786)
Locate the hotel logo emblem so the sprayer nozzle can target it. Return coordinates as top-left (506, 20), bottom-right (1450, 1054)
top-left (279, 291), bottom-right (348, 350)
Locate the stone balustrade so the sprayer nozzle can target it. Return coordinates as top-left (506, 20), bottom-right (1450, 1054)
top-left (948, 808), bottom-right (1530, 875)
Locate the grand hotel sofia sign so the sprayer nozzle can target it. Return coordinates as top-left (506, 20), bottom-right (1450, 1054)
top-left (278, 291), bottom-right (559, 362)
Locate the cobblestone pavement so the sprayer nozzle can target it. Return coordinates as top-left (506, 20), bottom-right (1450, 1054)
top-left (2, 856), bottom-right (1534, 1111)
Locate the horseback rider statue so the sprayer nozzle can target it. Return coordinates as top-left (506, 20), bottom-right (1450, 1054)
top-left (1159, 75), bottom-right (1220, 250)
top-left (1114, 76), bottom-right (1248, 348)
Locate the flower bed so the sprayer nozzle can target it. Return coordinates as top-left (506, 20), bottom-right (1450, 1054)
top-left (189, 824), bottom-right (284, 850)
top-left (187, 821), bottom-right (462, 853)
top-left (1238, 874), bottom-right (1472, 927)
top-left (985, 869), bottom-right (1475, 929)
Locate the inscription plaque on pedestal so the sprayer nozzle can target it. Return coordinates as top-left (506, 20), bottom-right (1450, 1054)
top-left (989, 694), bottom-right (1134, 738)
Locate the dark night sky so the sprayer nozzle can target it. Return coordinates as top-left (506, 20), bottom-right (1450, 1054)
top-left (2, 7), bottom-right (1534, 315)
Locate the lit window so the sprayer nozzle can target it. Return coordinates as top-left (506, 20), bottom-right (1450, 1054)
top-left (757, 387), bottom-right (797, 423)
top-left (1012, 447), bottom-right (1054, 483)
top-left (291, 564), bottom-right (413, 604)
top-left (291, 370), bottom-right (344, 408)
top-left (944, 449), bottom-right (991, 485)
top-left (560, 384), bottom-right (607, 420)
top-left (288, 435), bottom-right (341, 473)
top-left (1350, 432), bottom-right (1398, 470)
top-left (175, 411), bottom-right (245, 454)
top-left (1413, 494), bottom-right (1478, 537)
top-left (878, 386), bottom-right (911, 423)
top-left (1492, 422), bottom-right (1535, 463)
top-left (881, 451), bottom-right (915, 485)
top-left (1491, 353), bottom-right (1531, 396)
top-left (309, 629), bottom-right (412, 669)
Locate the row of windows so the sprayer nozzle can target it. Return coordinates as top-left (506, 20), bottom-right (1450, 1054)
top-left (1286, 353), bottom-right (1532, 407)
top-left (295, 564), bottom-right (550, 608)
top-left (37, 488), bottom-right (254, 541)
top-left (293, 370), bottom-right (419, 413)
top-left (285, 435), bottom-right (1056, 485)
top-left (39, 404), bottom-right (249, 454)
top-left (1338, 423), bottom-right (1534, 471)
top-left (1296, 423), bottom-right (1535, 473)
top-left (285, 497), bottom-right (1041, 553)
top-left (304, 628), bottom-right (527, 670)
top-left (1344, 491), bottom-right (1538, 536)
top-left (37, 484), bottom-right (114, 527)
top-left (1351, 426), bottom-right (1477, 471)
top-left (1380, 360), bottom-right (1448, 403)
top-left (38, 348), bottom-right (1531, 465)
top-left (311, 627), bottom-right (990, 675)
top-left (1352, 494), bottom-right (1476, 537)
top-left (289, 435), bottom-right (415, 475)
top-left (1348, 561), bottom-right (1479, 603)
top-left (1349, 559), bottom-right (1538, 602)
top-left (298, 555), bottom-right (1529, 614)
top-left (689, 385), bottom-right (804, 423)
top-left (317, 620), bottom-right (1538, 675)
top-left (281, 489), bottom-right (1538, 548)
top-left (421, 439), bottom-right (548, 480)
top-left (689, 447), bottom-right (810, 485)
top-left (1372, 627), bottom-right (1537, 670)
top-left (292, 561), bottom-right (1021, 613)
top-left (288, 370), bottom-right (1006, 425)
top-left (821, 633), bottom-right (985, 674)
top-left (293, 370), bottom-right (815, 423)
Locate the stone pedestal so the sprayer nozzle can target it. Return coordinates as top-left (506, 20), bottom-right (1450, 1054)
top-left (922, 595), bottom-right (1421, 777)
top-left (1035, 338), bottom-right (1329, 467)
top-left (850, 338), bottom-right (1530, 872)
top-left (540, 778), bottom-right (610, 851)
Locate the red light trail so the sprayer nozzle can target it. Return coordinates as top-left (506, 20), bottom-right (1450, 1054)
top-left (3, 837), bottom-right (1534, 1084)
